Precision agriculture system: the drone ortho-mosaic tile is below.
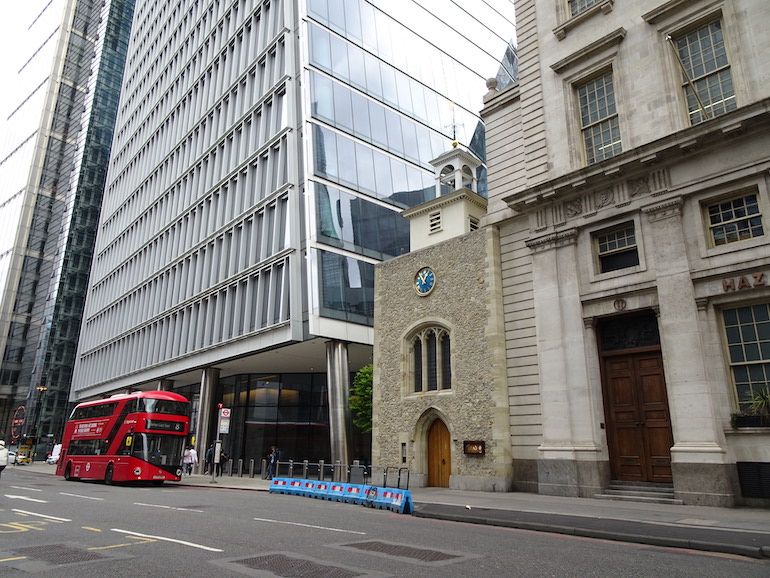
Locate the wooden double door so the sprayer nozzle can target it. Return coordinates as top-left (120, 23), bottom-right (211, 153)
top-left (602, 350), bottom-right (674, 483)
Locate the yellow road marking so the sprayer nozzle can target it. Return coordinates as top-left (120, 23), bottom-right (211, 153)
top-left (82, 526), bottom-right (102, 532)
top-left (0, 556), bottom-right (28, 562)
top-left (0, 521), bottom-right (48, 533)
top-left (88, 535), bottom-right (155, 550)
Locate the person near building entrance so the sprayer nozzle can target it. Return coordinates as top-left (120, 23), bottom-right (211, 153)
top-left (0, 440), bottom-right (9, 481)
top-left (267, 445), bottom-right (282, 479)
top-left (182, 445), bottom-right (198, 475)
top-left (204, 443), bottom-right (214, 475)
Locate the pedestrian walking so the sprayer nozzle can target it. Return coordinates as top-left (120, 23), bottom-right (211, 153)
top-left (182, 445), bottom-right (198, 475)
top-left (267, 445), bottom-right (282, 480)
top-left (204, 444), bottom-right (214, 475)
top-left (0, 440), bottom-right (9, 481)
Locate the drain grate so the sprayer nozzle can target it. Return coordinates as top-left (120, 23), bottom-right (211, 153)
top-left (12, 544), bottom-right (106, 565)
top-left (341, 541), bottom-right (461, 563)
top-left (236, 553), bottom-right (364, 577)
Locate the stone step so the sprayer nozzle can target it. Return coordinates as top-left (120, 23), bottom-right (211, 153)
top-left (603, 488), bottom-right (675, 499)
top-left (593, 492), bottom-right (684, 505)
top-left (606, 485), bottom-right (675, 495)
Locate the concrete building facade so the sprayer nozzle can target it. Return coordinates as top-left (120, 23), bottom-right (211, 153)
top-left (72, 0), bottom-right (516, 469)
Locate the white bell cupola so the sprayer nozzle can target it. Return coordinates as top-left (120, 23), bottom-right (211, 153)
top-left (401, 145), bottom-right (487, 251)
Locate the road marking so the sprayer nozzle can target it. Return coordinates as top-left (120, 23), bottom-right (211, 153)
top-left (61, 492), bottom-right (104, 501)
top-left (0, 556), bottom-right (28, 562)
top-left (0, 521), bottom-right (49, 533)
top-left (11, 509), bottom-right (70, 522)
top-left (83, 527), bottom-right (102, 532)
top-left (253, 517), bottom-right (367, 535)
top-left (10, 486), bottom-right (42, 492)
top-left (111, 529), bottom-right (223, 552)
top-left (133, 502), bottom-right (203, 513)
top-left (4, 495), bottom-right (48, 503)
top-left (89, 536), bottom-right (155, 550)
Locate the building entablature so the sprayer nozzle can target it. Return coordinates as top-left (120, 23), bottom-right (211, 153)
top-left (502, 98), bottom-right (770, 232)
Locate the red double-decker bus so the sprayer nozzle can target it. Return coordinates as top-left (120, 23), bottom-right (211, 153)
top-left (55, 391), bottom-right (190, 484)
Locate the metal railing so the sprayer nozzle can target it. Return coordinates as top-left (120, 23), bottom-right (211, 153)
top-left (206, 458), bottom-right (410, 490)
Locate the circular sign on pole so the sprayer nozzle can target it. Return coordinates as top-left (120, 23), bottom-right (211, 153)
top-left (220, 408), bottom-right (231, 418)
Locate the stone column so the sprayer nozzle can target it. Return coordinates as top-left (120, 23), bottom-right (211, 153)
top-left (528, 229), bottom-right (602, 497)
top-left (195, 367), bottom-right (219, 474)
top-left (157, 379), bottom-right (174, 391)
top-left (326, 340), bottom-right (352, 466)
top-left (642, 199), bottom-right (732, 506)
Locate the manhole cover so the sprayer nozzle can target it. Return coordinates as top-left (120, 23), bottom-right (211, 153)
top-left (341, 541), bottom-right (460, 563)
top-left (236, 553), bottom-right (364, 577)
top-left (12, 544), bottom-right (106, 565)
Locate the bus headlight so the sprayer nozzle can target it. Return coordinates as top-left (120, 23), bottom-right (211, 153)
top-left (175, 468), bottom-right (183, 476)
top-left (133, 467), bottom-right (142, 476)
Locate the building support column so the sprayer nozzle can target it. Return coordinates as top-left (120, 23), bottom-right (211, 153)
top-left (326, 340), bottom-right (352, 467)
top-left (529, 229), bottom-right (604, 497)
top-left (643, 199), bottom-right (733, 506)
top-left (195, 368), bottom-right (219, 474)
top-left (157, 379), bottom-right (174, 391)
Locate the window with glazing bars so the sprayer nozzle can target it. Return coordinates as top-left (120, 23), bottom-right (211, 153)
top-left (675, 20), bottom-right (736, 125)
top-left (722, 303), bottom-right (770, 412)
top-left (578, 72), bottom-right (621, 164)
top-left (707, 193), bottom-right (764, 246)
top-left (412, 327), bottom-right (451, 393)
top-left (569, 0), bottom-right (599, 16)
top-left (595, 221), bottom-right (639, 273)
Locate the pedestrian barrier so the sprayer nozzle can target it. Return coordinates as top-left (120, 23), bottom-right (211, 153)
top-left (269, 476), bottom-right (413, 514)
top-left (325, 482), bottom-right (348, 502)
top-left (342, 484), bottom-right (368, 505)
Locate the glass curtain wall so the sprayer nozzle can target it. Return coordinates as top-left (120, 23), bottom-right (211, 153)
top-left (0, 0), bottom-right (136, 445)
top-left (305, 0), bottom-right (516, 326)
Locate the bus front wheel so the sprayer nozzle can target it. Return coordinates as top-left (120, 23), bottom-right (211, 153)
top-left (104, 464), bottom-right (114, 485)
top-left (64, 462), bottom-right (77, 481)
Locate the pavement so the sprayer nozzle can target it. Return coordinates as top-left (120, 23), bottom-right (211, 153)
top-left (8, 461), bottom-right (770, 560)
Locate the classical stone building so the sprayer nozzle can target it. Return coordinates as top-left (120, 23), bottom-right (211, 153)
top-left (374, 0), bottom-right (770, 506)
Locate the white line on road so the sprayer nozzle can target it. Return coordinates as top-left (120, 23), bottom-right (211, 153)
top-left (133, 502), bottom-right (203, 512)
top-left (10, 486), bottom-right (42, 492)
top-left (5, 495), bottom-right (48, 503)
top-left (253, 517), bottom-right (367, 535)
top-left (60, 493), bottom-right (105, 501)
top-left (111, 529), bottom-right (223, 552)
top-left (12, 509), bottom-right (71, 522)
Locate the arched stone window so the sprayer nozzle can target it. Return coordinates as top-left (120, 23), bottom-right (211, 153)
top-left (411, 326), bottom-right (451, 393)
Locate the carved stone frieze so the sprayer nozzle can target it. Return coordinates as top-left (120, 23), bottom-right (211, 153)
top-left (525, 229), bottom-right (578, 253)
top-left (642, 197), bottom-right (683, 222)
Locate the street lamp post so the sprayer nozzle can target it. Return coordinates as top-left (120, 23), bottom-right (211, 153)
top-left (34, 386), bottom-right (48, 438)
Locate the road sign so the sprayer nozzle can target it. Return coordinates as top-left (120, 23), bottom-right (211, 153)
top-left (220, 408), bottom-right (231, 418)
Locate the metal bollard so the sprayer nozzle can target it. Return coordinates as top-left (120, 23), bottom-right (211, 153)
top-left (238, 459), bottom-right (243, 477)
top-left (261, 458), bottom-right (268, 479)
top-left (249, 459), bottom-right (255, 478)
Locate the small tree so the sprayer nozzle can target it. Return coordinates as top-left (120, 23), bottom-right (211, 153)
top-left (350, 364), bottom-right (373, 432)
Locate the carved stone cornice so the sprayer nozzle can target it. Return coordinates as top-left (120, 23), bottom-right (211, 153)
top-left (503, 97), bottom-right (770, 212)
top-left (526, 229), bottom-right (579, 253)
top-left (551, 27), bottom-right (626, 74)
top-left (641, 197), bottom-right (683, 221)
top-left (553, 0), bottom-right (615, 41)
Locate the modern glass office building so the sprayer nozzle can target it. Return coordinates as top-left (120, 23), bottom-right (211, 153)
top-left (72, 0), bottom-right (516, 467)
top-left (0, 0), bottom-right (135, 450)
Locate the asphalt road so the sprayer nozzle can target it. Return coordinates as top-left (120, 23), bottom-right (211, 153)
top-left (1, 468), bottom-right (768, 577)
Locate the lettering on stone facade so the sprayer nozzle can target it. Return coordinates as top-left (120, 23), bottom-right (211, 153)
top-left (722, 272), bottom-right (767, 292)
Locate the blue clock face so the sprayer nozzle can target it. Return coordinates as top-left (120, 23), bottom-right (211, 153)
top-left (415, 267), bottom-right (436, 296)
